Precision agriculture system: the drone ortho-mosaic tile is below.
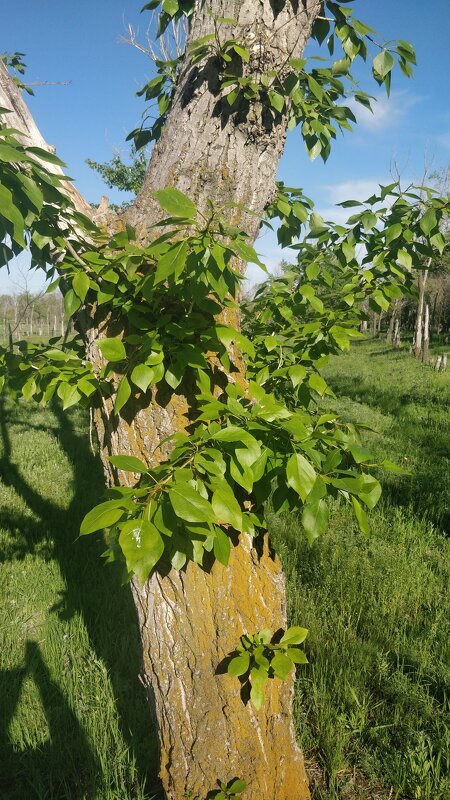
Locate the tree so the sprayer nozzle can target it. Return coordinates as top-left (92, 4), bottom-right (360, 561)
top-left (0, 4), bottom-right (448, 799)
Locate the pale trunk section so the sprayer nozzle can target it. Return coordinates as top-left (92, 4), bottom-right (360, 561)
top-left (2, 4), bottom-right (325, 796)
top-left (422, 303), bottom-right (430, 363)
top-left (0, 60), bottom-right (92, 218)
top-left (393, 317), bottom-right (401, 348)
top-left (414, 269), bottom-right (428, 359)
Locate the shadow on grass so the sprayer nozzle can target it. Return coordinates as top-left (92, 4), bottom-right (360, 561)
top-left (0, 395), bottom-right (160, 799)
top-left (0, 641), bottom-right (100, 800)
top-left (324, 369), bottom-right (450, 533)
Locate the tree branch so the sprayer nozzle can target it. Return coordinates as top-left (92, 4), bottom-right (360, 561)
top-left (0, 59), bottom-right (93, 219)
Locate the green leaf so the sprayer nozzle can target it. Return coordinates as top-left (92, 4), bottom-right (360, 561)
top-left (229, 780), bottom-right (247, 795)
top-left (332, 57), bottom-right (351, 76)
top-left (289, 364), bottom-right (307, 388)
top-left (308, 373), bottom-right (328, 396)
top-left (286, 647), bottom-right (308, 665)
top-left (162, 0), bottom-right (179, 14)
top-left (27, 146), bottom-right (66, 165)
top-left (0, 184), bottom-right (26, 247)
top-left (280, 626), bottom-right (308, 646)
top-left (64, 289), bottom-right (81, 318)
top-left (57, 382), bottom-right (81, 410)
top-left (309, 212), bottom-right (327, 233)
top-left (154, 187), bottom-right (196, 219)
top-left (212, 488), bottom-right (243, 531)
top-left (286, 453), bottom-right (316, 502)
top-left (373, 50), bottom-right (394, 79)
top-left (214, 528), bottom-right (231, 566)
top-left (165, 363), bottom-right (184, 389)
top-left (119, 519), bottom-right (165, 584)
top-left (250, 682), bottom-right (265, 710)
top-left (80, 501), bottom-right (125, 535)
top-left (268, 90), bottom-right (285, 113)
top-left (108, 455), bottom-right (148, 474)
top-left (98, 338), bottom-right (127, 362)
top-left (0, 143), bottom-right (30, 162)
top-left (114, 376), bottom-right (132, 414)
top-left (154, 241), bottom-right (187, 284)
top-left (228, 652), bottom-right (250, 677)
top-left (215, 326), bottom-right (255, 358)
top-left (232, 44), bottom-right (250, 62)
top-left (131, 364), bottom-right (155, 392)
top-left (381, 458), bottom-right (411, 475)
top-left (292, 201), bottom-right (309, 223)
top-left (302, 499), bottom-right (329, 544)
top-left (271, 653), bottom-right (293, 680)
top-left (212, 425), bottom-right (259, 452)
top-left (15, 172), bottom-right (44, 212)
top-left (419, 207), bottom-right (437, 236)
top-left (348, 444), bottom-right (373, 463)
top-left (351, 495), bottom-right (370, 536)
top-left (358, 474), bottom-right (382, 510)
top-left (169, 483), bottom-right (216, 524)
top-left (72, 272), bottom-right (90, 302)
top-left (385, 223), bottom-right (402, 244)
top-left (397, 249), bottom-right (412, 270)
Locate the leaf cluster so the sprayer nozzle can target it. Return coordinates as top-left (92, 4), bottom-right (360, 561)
top-left (1, 51), bottom-right (34, 95)
top-left (0, 112), bottom-right (91, 265)
top-left (1, 107), bottom-right (448, 598)
top-left (227, 627), bottom-right (308, 710)
top-left (184, 777), bottom-right (246, 800)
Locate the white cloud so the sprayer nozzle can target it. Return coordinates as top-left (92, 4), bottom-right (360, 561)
top-left (325, 178), bottom-right (387, 205)
top-left (347, 90), bottom-right (419, 133)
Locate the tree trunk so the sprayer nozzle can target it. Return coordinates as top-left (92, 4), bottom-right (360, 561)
top-left (131, 535), bottom-right (308, 799)
top-left (386, 313), bottom-right (394, 344)
top-left (115, 4), bottom-right (322, 796)
top-left (371, 313), bottom-right (378, 336)
top-left (393, 317), bottom-right (401, 348)
top-left (414, 269), bottom-right (428, 359)
top-left (2, 3), bottom-right (326, 796)
top-left (422, 303), bottom-right (430, 363)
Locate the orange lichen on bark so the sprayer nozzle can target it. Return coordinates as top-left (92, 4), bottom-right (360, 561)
top-left (132, 533), bottom-right (311, 800)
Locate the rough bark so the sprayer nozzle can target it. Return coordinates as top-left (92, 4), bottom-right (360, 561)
top-left (131, 535), bottom-right (309, 799)
top-left (121, 4), bottom-right (323, 795)
top-left (126, 0), bottom-right (322, 242)
top-left (2, 4), bottom-right (325, 796)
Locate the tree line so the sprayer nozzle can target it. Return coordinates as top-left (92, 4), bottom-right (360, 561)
top-left (0, 290), bottom-right (66, 343)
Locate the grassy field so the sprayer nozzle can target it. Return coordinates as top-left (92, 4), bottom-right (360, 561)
top-left (0, 338), bottom-right (449, 799)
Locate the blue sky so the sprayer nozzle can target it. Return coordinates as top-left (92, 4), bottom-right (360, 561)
top-left (1, 0), bottom-right (449, 291)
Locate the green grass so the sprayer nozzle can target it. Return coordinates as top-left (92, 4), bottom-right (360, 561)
top-left (0, 338), bottom-right (449, 799)
top-left (271, 338), bottom-right (450, 799)
top-left (0, 397), bottom-right (159, 799)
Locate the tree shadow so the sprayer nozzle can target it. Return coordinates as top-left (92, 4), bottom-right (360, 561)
top-left (0, 395), bottom-right (160, 797)
top-left (0, 641), bottom-right (99, 800)
top-left (323, 370), bottom-right (450, 533)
